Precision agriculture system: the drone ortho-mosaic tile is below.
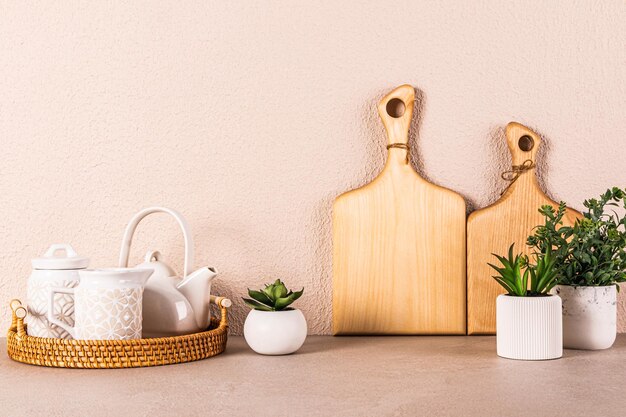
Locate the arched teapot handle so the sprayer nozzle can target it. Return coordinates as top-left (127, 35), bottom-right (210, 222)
top-left (118, 207), bottom-right (194, 278)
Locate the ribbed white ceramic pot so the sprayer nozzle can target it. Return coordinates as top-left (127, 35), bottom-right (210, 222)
top-left (496, 294), bottom-right (562, 360)
top-left (552, 285), bottom-right (616, 350)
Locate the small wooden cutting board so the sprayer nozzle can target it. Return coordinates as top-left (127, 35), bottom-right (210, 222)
top-left (332, 85), bottom-right (466, 335)
top-left (467, 122), bottom-right (580, 334)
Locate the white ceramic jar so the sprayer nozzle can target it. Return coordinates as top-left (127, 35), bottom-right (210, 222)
top-left (553, 285), bottom-right (617, 350)
top-left (496, 294), bottom-right (562, 360)
top-left (244, 309), bottom-right (307, 355)
top-left (26, 244), bottom-right (89, 339)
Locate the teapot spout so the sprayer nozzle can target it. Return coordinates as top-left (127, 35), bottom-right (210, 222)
top-left (176, 267), bottom-right (217, 330)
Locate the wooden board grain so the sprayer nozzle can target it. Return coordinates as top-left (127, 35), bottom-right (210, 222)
top-left (332, 85), bottom-right (466, 335)
top-left (467, 122), bottom-right (580, 335)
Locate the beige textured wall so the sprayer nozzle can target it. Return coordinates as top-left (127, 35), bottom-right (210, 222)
top-left (1, 1), bottom-right (624, 335)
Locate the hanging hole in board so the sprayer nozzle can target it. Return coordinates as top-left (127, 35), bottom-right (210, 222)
top-left (386, 98), bottom-right (406, 118)
top-left (518, 135), bottom-right (534, 151)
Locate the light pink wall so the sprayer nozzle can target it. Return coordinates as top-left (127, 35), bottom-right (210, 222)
top-left (1, 1), bottom-right (624, 334)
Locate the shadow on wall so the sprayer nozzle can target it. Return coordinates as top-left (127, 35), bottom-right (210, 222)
top-left (407, 87), bottom-right (474, 210)
top-left (526, 125), bottom-right (563, 204)
top-left (193, 221), bottom-right (258, 335)
top-left (406, 87), bottom-right (427, 183)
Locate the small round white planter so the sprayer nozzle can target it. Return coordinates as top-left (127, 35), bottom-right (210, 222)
top-left (244, 309), bottom-right (307, 355)
top-left (496, 294), bottom-right (562, 360)
top-left (553, 285), bottom-right (616, 350)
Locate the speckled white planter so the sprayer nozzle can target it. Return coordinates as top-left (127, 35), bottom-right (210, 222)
top-left (552, 285), bottom-right (616, 350)
top-left (496, 294), bottom-right (562, 360)
top-left (244, 309), bottom-right (307, 355)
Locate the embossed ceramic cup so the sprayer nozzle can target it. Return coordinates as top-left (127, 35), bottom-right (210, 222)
top-left (47, 268), bottom-right (153, 340)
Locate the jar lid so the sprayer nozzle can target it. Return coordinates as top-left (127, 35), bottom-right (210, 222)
top-left (32, 244), bottom-right (89, 270)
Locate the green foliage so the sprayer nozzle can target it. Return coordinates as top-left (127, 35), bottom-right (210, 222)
top-left (527, 187), bottom-right (626, 288)
top-left (488, 244), bottom-right (558, 296)
top-left (242, 279), bottom-right (304, 311)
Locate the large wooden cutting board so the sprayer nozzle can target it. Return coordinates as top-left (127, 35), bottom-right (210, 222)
top-left (467, 122), bottom-right (580, 334)
top-left (332, 85), bottom-right (466, 335)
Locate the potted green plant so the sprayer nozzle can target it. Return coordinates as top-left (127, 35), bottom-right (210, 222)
top-left (242, 279), bottom-right (306, 355)
top-left (490, 244), bottom-right (562, 360)
top-left (527, 187), bottom-right (626, 350)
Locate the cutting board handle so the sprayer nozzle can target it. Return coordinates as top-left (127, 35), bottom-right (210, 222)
top-left (378, 85), bottom-right (415, 165)
top-left (505, 122), bottom-right (541, 167)
top-left (503, 122), bottom-right (542, 192)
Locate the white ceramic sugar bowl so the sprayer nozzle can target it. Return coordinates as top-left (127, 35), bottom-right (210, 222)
top-left (26, 244), bottom-right (89, 339)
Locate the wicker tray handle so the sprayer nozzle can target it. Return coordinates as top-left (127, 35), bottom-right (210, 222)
top-left (9, 299), bottom-right (26, 338)
top-left (210, 295), bottom-right (232, 308)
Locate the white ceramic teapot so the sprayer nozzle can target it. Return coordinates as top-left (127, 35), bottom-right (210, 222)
top-left (118, 207), bottom-right (218, 338)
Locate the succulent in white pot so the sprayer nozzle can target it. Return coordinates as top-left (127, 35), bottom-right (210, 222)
top-left (527, 188), bottom-right (626, 350)
top-left (242, 279), bottom-right (306, 355)
top-left (490, 244), bottom-right (562, 360)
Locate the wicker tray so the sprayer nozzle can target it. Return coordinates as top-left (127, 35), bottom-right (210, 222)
top-left (6, 296), bottom-right (230, 369)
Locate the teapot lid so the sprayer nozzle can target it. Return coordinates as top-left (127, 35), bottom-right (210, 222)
top-left (32, 244), bottom-right (89, 270)
top-left (135, 250), bottom-right (177, 278)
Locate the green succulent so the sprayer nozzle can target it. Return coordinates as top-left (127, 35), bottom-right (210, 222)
top-left (243, 279), bottom-right (304, 311)
top-left (489, 243), bottom-right (558, 296)
top-left (527, 187), bottom-right (626, 288)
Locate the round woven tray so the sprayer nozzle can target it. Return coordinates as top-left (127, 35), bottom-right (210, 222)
top-left (6, 297), bottom-right (229, 369)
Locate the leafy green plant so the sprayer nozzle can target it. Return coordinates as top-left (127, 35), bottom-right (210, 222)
top-left (243, 279), bottom-right (304, 311)
top-left (489, 244), bottom-right (558, 296)
top-left (527, 187), bottom-right (626, 288)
